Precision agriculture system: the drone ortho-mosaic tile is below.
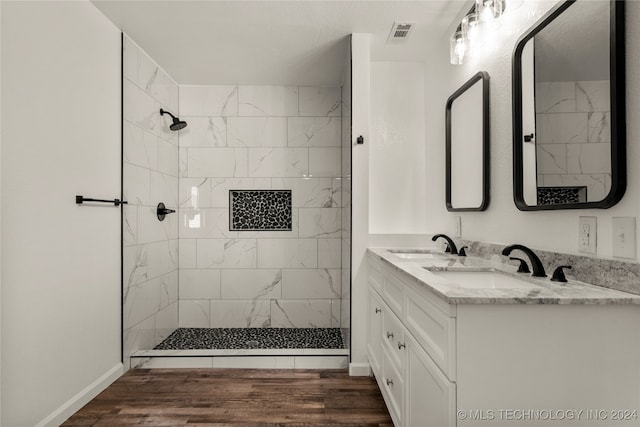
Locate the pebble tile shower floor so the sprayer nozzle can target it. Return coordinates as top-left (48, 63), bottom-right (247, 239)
top-left (154, 328), bottom-right (345, 350)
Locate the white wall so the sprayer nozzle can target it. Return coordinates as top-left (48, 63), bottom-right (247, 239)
top-left (425, 0), bottom-right (640, 259)
top-left (1, 2), bottom-right (122, 426)
top-left (350, 34), bottom-right (372, 374)
top-left (351, 43), bottom-right (433, 374)
top-left (370, 62), bottom-right (427, 234)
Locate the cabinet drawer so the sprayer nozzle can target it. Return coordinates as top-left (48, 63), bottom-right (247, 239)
top-left (382, 306), bottom-right (405, 370)
top-left (383, 271), bottom-right (405, 317)
top-left (382, 347), bottom-right (404, 426)
top-left (368, 257), bottom-right (383, 293)
top-left (404, 285), bottom-right (456, 380)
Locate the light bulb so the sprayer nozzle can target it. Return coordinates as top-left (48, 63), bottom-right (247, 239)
top-left (462, 13), bottom-right (480, 44)
top-left (450, 31), bottom-right (466, 65)
top-left (481, 1), bottom-right (494, 22)
top-left (477, 0), bottom-right (504, 23)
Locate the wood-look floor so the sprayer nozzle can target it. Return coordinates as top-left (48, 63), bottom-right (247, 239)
top-left (62, 369), bottom-right (393, 426)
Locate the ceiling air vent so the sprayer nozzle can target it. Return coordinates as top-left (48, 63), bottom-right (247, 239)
top-left (387, 22), bottom-right (415, 44)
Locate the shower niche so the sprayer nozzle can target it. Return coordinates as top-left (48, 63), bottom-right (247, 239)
top-left (122, 33), bottom-right (352, 368)
top-left (229, 190), bottom-right (292, 231)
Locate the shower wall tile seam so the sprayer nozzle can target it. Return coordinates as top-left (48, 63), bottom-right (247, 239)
top-left (123, 262), bottom-right (178, 281)
top-left (123, 151), bottom-right (176, 174)
top-left (124, 294), bottom-right (177, 327)
top-left (125, 258), bottom-right (178, 270)
top-left (124, 76), bottom-right (172, 111)
top-left (123, 159), bottom-right (180, 177)
top-left (123, 121), bottom-right (174, 147)
top-left (124, 272), bottom-right (180, 290)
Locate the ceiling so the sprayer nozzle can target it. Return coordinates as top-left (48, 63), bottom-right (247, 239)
top-left (91, 0), bottom-right (468, 86)
top-left (534, 0), bottom-right (609, 82)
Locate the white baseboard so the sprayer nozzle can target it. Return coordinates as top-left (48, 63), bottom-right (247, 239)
top-left (35, 363), bottom-right (123, 427)
top-left (349, 362), bottom-right (371, 376)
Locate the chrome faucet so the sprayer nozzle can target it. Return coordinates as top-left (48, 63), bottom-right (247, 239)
top-left (432, 234), bottom-right (458, 255)
top-left (501, 244), bottom-right (547, 278)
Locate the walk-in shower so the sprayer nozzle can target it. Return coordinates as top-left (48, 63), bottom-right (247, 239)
top-left (122, 33), bottom-right (352, 368)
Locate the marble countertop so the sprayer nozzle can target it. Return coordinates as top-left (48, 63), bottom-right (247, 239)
top-left (368, 247), bottom-right (640, 305)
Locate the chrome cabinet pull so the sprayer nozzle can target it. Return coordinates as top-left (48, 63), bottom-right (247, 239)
top-left (397, 342), bottom-right (406, 350)
top-left (375, 308), bottom-right (381, 314)
top-left (386, 378), bottom-right (393, 387)
top-left (386, 332), bottom-right (394, 339)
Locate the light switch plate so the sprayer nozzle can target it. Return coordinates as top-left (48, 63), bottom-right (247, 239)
top-left (578, 216), bottom-right (597, 254)
top-left (612, 217), bottom-right (636, 259)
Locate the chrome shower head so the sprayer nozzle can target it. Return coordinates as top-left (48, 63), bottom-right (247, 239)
top-left (159, 108), bottom-right (187, 131)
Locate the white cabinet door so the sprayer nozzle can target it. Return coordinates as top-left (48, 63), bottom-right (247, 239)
top-left (404, 285), bottom-right (456, 380)
top-left (368, 287), bottom-right (384, 375)
top-left (383, 346), bottom-right (405, 427)
top-left (405, 334), bottom-right (456, 427)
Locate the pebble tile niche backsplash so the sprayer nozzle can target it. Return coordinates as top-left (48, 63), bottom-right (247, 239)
top-left (462, 240), bottom-right (640, 296)
top-left (537, 186), bottom-right (586, 205)
top-left (230, 190), bottom-right (292, 231)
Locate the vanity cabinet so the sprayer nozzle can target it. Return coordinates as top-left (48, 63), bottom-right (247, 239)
top-left (367, 255), bottom-right (456, 427)
top-left (366, 251), bottom-right (640, 427)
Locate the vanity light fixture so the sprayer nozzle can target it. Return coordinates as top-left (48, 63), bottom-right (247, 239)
top-left (450, 0), bottom-right (521, 64)
top-left (449, 31), bottom-right (466, 65)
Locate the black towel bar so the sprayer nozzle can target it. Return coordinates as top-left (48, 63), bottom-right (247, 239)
top-left (75, 195), bottom-right (128, 206)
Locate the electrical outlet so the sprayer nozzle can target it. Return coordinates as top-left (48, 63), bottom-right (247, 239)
top-left (578, 216), bottom-right (597, 254)
top-left (455, 216), bottom-right (462, 238)
top-left (613, 217), bottom-right (636, 259)
top-left (580, 235), bottom-right (589, 247)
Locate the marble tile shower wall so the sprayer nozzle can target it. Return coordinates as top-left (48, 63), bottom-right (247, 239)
top-left (535, 81), bottom-right (611, 201)
top-left (178, 85), bottom-right (343, 329)
top-left (122, 35), bottom-right (179, 368)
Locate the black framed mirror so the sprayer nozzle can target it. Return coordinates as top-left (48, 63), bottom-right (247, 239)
top-left (446, 71), bottom-right (490, 211)
top-left (512, 0), bottom-right (625, 210)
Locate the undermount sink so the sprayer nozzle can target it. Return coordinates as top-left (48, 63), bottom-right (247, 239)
top-left (394, 253), bottom-right (438, 260)
top-left (429, 270), bottom-right (538, 290)
top-left (389, 249), bottom-right (442, 260)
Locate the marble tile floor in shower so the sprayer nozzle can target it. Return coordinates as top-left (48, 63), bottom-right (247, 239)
top-left (154, 327), bottom-right (345, 350)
